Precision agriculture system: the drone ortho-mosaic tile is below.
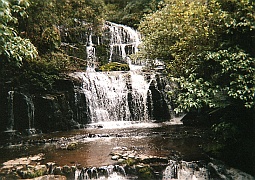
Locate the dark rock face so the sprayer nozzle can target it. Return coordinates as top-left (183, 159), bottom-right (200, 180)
top-left (149, 74), bottom-right (171, 122)
top-left (0, 76), bottom-right (83, 134)
top-left (0, 72), bottom-right (172, 134)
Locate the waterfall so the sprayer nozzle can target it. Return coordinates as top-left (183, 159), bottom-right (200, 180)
top-left (70, 22), bottom-right (172, 124)
top-left (71, 69), bottom-right (154, 123)
top-left (6, 91), bottom-right (15, 131)
top-left (106, 21), bottom-right (141, 62)
top-left (23, 94), bottom-right (35, 130)
top-left (62, 21), bottom-right (141, 65)
top-left (86, 33), bottom-right (96, 68)
top-left (128, 70), bottom-right (154, 121)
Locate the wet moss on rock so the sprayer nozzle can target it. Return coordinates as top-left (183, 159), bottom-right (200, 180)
top-left (99, 62), bottom-right (130, 71)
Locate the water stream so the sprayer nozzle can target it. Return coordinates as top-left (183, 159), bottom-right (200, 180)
top-left (107, 21), bottom-right (141, 62)
top-left (6, 91), bottom-right (14, 132)
top-left (1, 22), bottom-right (254, 179)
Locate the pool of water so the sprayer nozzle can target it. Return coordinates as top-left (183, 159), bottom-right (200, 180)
top-left (0, 120), bottom-right (210, 168)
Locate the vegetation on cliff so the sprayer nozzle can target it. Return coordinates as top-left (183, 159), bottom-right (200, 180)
top-left (99, 62), bottom-right (130, 71)
top-left (138, 0), bottom-right (254, 174)
top-left (139, 0), bottom-right (255, 112)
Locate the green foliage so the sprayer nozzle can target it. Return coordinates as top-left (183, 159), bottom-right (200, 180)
top-left (212, 122), bottom-right (239, 143)
top-left (169, 74), bottom-right (222, 114)
top-left (123, 158), bottom-right (137, 166)
top-left (99, 62), bottom-right (130, 71)
top-left (21, 56), bottom-right (61, 92)
top-left (139, 0), bottom-right (255, 112)
top-left (24, 0), bottom-right (105, 54)
top-left (0, 0), bottom-right (38, 67)
top-left (104, 0), bottom-right (161, 28)
top-left (40, 26), bottom-right (61, 53)
top-left (139, 0), bottom-right (227, 66)
top-left (137, 166), bottom-right (155, 180)
top-left (203, 48), bottom-right (255, 108)
top-left (3, 36), bottom-right (38, 67)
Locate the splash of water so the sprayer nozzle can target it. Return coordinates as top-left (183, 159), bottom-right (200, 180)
top-left (74, 165), bottom-right (127, 180)
top-left (71, 69), bottom-right (154, 123)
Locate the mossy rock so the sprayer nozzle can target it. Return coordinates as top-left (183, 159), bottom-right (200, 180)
top-left (124, 158), bottom-right (137, 166)
top-left (137, 166), bottom-right (155, 180)
top-left (17, 166), bottom-right (47, 179)
top-left (99, 62), bottom-right (130, 71)
top-left (67, 142), bottom-right (78, 150)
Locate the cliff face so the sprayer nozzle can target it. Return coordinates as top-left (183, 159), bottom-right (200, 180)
top-left (0, 72), bottom-right (172, 134)
top-left (0, 75), bottom-right (84, 134)
top-left (0, 22), bottom-right (172, 135)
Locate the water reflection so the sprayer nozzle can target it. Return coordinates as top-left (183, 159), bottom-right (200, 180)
top-left (0, 121), bottom-right (209, 168)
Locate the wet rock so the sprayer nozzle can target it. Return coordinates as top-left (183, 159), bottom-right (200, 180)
top-left (16, 164), bottom-right (47, 179)
top-left (137, 166), bottom-right (155, 180)
top-left (128, 154), bottom-right (135, 159)
top-left (136, 154), bottom-right (149, 161)
top-left (46, 162), bottom-right (56, 174)
top-left (53, 166), bottom-right (62, 175)
top-left (62, 165), bottom-right (72, 175)
top-left (31, 175), bottom-right (67, 180)
top-left (111, 155), bottom-right (120, 160)
top-left (67, 142), bottom-right (78, 150)
top-left (141, 157), bottom-right (168, 164)
top-left (117, 158), bottom-right (125, 163)
top-left (29, 153), bottom-right (44, 161)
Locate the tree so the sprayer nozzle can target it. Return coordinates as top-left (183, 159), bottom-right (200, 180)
top-left (0, 0), bottom-right (38, 67)
top-left (139, 0), bottom-right (255, 113)
top-left (22, 0), bottom-right (105, 54)
top-left (104, 0), bottom-right (161, 28)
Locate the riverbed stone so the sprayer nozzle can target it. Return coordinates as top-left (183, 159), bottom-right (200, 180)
top-left (128, 154), bottom-right (135, 159)
top-left (111, 155), bottom-right (120, 160)
top-left (62, 165), bottom-right (71, 174)
top-left (30, 175), bottom-right (67, 180)
top-left (53, 166), bottom-right (62, 175)
top-left (67, 142), bottom-right (78, 150)
top-left (117, 158), bottom-right (125, 163)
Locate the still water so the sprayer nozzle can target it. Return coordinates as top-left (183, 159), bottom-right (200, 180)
top-left (0, 120), bottom-right (209, 168)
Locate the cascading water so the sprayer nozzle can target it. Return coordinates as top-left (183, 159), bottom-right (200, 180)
top-left (71, 69), bottom-right (154, 124)
top-left (6, 92), bottom-right (36, 133)
top-left (71, 22), bottom-right (162, 125)
top-left (23, 94), bottom-right (35, 131)
top-left (6, 91), bottom-right (15, 132)
top-left (86, 33), bottom-right (96, 68)
top-left (106, 21), bottom-right (141, 62)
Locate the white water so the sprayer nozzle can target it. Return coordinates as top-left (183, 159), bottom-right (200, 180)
top-left (71, 69), bottom-right (154, 123)
top-left (6, 91), bottom-right (14, 131)
top-left (106, 21), bottom-right (141, 62)
top-left (86, 33), bottom-right (96, 68)
top-left (79, 22), bottom-right (157, 124)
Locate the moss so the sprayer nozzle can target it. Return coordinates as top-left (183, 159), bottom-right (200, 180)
top-left (99, 62), bottom-right (130, 71)
top-left (18, 168), bottom-right (46, 179)
top-left (123, 158), bottom-right (137, 166)
top-left (137, 166), bottom-right (155, 180)
top-left (67, 142), bottom-right (78, 150)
